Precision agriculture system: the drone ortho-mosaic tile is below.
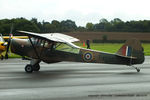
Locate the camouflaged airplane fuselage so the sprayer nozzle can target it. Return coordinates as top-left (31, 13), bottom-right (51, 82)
top-left (10, 38), bottom-right (144, 65)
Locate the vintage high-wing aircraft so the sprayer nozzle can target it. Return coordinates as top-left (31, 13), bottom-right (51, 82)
top-left (7, 31), bottom-right (145, 73)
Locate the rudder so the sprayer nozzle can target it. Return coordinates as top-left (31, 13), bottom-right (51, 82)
top-left (116, 38), bottom-right (145, 64)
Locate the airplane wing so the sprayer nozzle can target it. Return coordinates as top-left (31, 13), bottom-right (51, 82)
top-left (18, 31), bottom-right (79, 43)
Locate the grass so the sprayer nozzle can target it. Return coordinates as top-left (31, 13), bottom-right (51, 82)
top-left (75, 43), bottom-right (122, 53)
top-left (142, 43), bottom-right (150, 55)
top-left (8, 53), bottom-right (22, 58)
top-left (1, 43), bottom-right (150, 58)
top-left (75, 43), bottom-right (150, 56)
top-left (2, 52), bottom-right (22, 58)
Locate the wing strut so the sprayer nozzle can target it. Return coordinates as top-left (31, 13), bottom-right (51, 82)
top-left (39, 40), bottom-right (46, 57)
top-left (28, 36), bottom-right (40, 60)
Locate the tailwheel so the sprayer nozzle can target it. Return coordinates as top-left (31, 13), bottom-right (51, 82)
top-left (25, 64), bottom-right (33, 73)
top-left (131, 66), bottom-right (140, 72)
top-left (136, 67), bottom-right (140, 72)
top-left (33, 64), bottom-right (40, 71)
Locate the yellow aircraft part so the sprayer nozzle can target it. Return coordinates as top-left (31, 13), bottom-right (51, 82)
top-left (3, 36), bottom-right (28, 39)
top-left (0, 42), bottom-right (6, 51)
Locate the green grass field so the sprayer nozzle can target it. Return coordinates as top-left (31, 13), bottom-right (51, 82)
top-left (75, 43), bottom-right (122, 53)
top-left (142, 43), bottom-right (150, 55)
top-left (2, 43), bottom-right (150, 58)
top-left (75, 43), bottom-right (150, 56)
top-left (2, 52), bottom-right (22, 58)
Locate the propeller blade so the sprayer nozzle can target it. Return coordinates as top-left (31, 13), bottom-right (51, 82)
top-left (5, 24), bottom-right (13, 59)
top-left (5, 38), bottom-right (11, 59)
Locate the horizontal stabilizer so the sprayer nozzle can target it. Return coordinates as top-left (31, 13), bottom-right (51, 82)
top-left (115, 54), bottom-right (137, 59)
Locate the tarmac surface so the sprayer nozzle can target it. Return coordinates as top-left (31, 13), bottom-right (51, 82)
top-left (0, 57), bottom-right (150, 100)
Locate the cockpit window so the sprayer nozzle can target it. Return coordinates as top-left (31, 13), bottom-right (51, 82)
top-left (29, 37), bottom-right (37, 44)
top-left (55, 43), bottom-right (79, 54)
top-left (28, 37), bottom-right (79, 54)
top-left (29, 37), bottom-right (56, 49)
top-left (29, 38), bottom-right (44, 46)
top-left (44, 41), bottom-right (51, 48)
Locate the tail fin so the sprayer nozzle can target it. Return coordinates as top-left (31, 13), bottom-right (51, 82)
top-left (116, 38), bottom-right (145, 64)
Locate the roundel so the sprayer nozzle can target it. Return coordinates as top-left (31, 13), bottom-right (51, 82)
top-left (83, 52), bottom-right (93, 61)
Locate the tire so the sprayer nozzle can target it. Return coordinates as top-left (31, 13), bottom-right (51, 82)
top-left (25, 64), bottom-right (33, 73)
top-left (33, 64), bottom-right (40, 71)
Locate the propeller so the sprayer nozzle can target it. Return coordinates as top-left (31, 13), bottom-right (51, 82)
top-left (5, 37), bottom-right (11, 59)
top-left (5, 24), bottom-right (13, 59)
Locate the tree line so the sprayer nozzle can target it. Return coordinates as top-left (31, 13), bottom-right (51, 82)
top-left (0, 17), bottom-right (150, 35)
top-left (0, 18), bottom-right (77, 35)
top-left (86, 18), bottom-right (150, 32)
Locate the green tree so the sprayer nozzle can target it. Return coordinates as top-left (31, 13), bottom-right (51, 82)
top-left (51, 20), bottom-right (61, 32)
top-left (86, 22), bottom-right (94, 31)
top-left (61, 20), bottom-right (77, 32)
top-left (77, 26), bottom-right (86, 32)
top-left (111, 18), bottom-right (123, 24)
top-left (110, 18), bottom-right (125, 31)
top-left (100, 18), bottom-right (108, 23)
top-left (94, 18), bottom-right (110, 31)
top-left (13, 18), bottom-right (40, 34)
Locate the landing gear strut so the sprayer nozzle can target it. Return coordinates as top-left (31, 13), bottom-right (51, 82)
top-left (131, 66), bottom-right (140, 72)
top-left (33, 64), bottom-right (40, 71)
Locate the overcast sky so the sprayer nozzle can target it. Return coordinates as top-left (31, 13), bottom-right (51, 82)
top-left (0, 0), bottom-right (150, 26)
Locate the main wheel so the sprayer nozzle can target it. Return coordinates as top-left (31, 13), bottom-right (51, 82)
top-left (25, 64), bottom-right (33, 73)
top-left (33, 64), bottom-right (40, 71)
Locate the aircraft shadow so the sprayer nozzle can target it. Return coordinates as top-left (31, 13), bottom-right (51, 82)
top-left (118, 72), bottom-right (142, 75)
top-left (15, 69), bottom-right (76, 81)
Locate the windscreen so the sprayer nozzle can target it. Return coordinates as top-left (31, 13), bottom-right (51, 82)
top-left (55, 43), bottom-right (79, 54)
